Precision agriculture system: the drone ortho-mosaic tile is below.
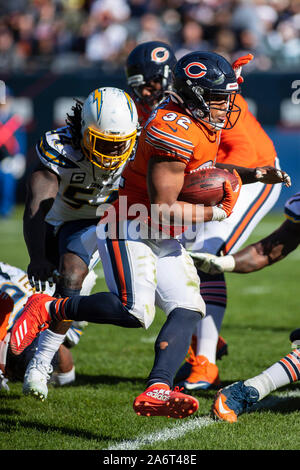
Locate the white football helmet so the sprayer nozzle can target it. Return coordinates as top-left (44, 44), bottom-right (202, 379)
top-left (81, 87), bottom-right (138, 170)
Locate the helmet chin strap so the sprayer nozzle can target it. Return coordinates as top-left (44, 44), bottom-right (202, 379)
top-left (165, 90), bottom-right (185, 104)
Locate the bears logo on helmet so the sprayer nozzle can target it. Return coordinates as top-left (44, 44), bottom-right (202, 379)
top-left (173, 51), bottom-right (241, 130)
top-left (126, 41), bottom-right (177, 111)
top-left (151, 47), bottom-right (170, 63)
top-left (184, 62), bottom-right (207, 79)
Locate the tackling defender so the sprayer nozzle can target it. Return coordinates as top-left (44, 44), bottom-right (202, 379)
top-left (10, 51), bottom-right (244, 419)
top-left (192, 192), bottom-right (300, 421)
top-left (21, 87), bottom-right (139, 399)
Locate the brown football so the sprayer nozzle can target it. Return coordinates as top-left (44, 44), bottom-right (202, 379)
top-left (178, 167), bottom-right (240, 206)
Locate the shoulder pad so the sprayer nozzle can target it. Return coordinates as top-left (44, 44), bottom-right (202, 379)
top-left (284, 192), bottom-right (300, 223)
top-left (36, 128), bottom-right (80, 171)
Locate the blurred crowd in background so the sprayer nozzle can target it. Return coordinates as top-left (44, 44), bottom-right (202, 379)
top-left (0, 0), bottom-right (300, 74)
top-left (0, 0), bottom-right (299, 217)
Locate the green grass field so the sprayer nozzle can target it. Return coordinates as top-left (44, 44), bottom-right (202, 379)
top-left (0, 206), bottom-right (299, 452)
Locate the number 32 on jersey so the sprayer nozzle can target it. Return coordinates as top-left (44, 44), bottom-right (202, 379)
top-left (162, 112), bottom-right (191, 130)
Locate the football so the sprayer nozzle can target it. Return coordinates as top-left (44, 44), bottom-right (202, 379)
top-left (178, 167), bottom-right (240, 206)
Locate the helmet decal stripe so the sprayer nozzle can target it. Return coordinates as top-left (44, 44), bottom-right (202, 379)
top-left (151, 47), bottom-right (170, 63)
top-left (184, 62), bottom-right (207, 78)
top-left (123, 91), bottom-right (134, 120)
top-left (93, 89), bottom-right (103, 121)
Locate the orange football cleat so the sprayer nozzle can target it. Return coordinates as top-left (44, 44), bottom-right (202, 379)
top-left (212, 389), bottom-right (238, 422)
top-left (175, 335), bottom-right (227, 384)
top-left (180, 355), bottom-right (220, 391)
top-left (133, 383), bottom-right (199, 419)
top-left (10, 293), bottom-right (54, 355)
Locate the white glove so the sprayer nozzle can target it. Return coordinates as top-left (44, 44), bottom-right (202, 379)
top-left (188, 252), bottom-right (236, 274)
top-left (211, 206), bottom-right (227, 221)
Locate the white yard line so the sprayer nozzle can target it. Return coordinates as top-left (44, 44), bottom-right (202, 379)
top-left (107, 416), bottom-right (214, 450)
top-left (106, 389), bottom-right (300, 451)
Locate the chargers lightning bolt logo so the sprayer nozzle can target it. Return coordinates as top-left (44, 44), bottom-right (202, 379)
top-left (93, 89), bottom-right (103, 121)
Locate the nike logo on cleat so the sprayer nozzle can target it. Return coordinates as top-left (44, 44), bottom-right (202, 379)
top-left (217, 395), bottom-right (231, 414)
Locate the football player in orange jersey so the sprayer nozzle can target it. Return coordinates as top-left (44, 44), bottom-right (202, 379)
top-left (125, 41), bottom-right (177, 127)
top-left (10, 51), bottom-right (247, 419)
top-left (176, 55), bottom-right (291, 391)
top-left (125, 44), bottom-right (290, 392)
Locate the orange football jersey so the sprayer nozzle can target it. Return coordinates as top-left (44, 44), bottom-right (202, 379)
top-left (217, 94), bottom-right (277, 168)
top-left (120, 97), bottom-right (221, 210)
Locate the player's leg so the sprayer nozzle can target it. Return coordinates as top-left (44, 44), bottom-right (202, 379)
top-left (49, 344), bottom-right (75, 387)
top-left (22, 222), bottom-right (98, 399)
top-left (180, 180), bottom-right (282, 390)
top-left (212, 347), bottom-right (300, 422)
top-left (6, 336), bottom-right (75, 400)
top-left (12, 221), bottom-right (157, 403)
top-left (11, 221), bottom-right (159, 356)
top-left (175, 271), bottom-right (225, 389)
top-left (133, 240), bottom-right (204, 418)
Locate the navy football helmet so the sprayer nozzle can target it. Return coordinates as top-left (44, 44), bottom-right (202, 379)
top-left (125, 41), bottom-right (177, 110)
top-left (172, 51), bottom-right (241, 129)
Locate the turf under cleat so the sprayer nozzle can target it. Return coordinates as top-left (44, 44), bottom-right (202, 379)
top-left (180, 355), bottom-right (220, 391)
top-left (23, 357), bottom-right (53, 401)
top-left (211, 381), bottom-right (259, 422)
top-left (133, 383), bottom-right (199, 419)
top-left (10, 294), bottom-right (54, 356)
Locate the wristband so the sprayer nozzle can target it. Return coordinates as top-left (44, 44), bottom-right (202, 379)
top-left (217, 255), bottom-right (236, 272)
top-left (211, 206), bottom-right (227, 221)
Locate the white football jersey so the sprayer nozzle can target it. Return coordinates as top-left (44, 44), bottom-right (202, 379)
top-left (36, 126), bottom-right (124, 228)
top-left (284, 192), bottom-right (300, 224)
top-left (0, 262), bottom-right (55, 331)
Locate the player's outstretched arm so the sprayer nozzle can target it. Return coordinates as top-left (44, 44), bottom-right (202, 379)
top-left (216, 163), bottom-right (291, 187)
top-left (233, 219), bottom-right (300, 272)
top-left (23, 162), bottom-right (59, 291)
top-left (191, 219), bottom-right (300, 274)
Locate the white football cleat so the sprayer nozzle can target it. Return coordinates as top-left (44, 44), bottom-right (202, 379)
top-left (23, 358), bottom-right (53, 401)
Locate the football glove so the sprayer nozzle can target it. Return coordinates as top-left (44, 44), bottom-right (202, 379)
top-left (217, 170), bottom-right (242, 218)
top-left (188, 252), bottom-right (235, 274)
